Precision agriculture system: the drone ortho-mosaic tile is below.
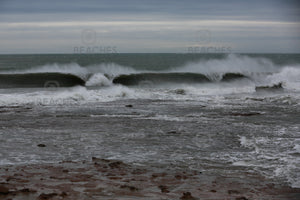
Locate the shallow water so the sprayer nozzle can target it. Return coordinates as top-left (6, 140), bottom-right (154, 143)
top-left (0, 90), bottom-right (299, 188)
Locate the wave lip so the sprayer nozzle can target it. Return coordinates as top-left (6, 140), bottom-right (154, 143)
top-left (0, 73), bottom-right (85, 88)
top-left (112, 72), bottom-right (247, 86)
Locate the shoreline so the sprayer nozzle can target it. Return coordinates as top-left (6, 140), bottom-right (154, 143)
top-left (1, 158), bottom-right (299, 200)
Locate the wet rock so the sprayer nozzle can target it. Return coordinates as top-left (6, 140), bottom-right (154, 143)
top-left (255, 82), bottom-right (283, 92)
top-left (92, 157), bottom-right (110, 165)
top-left (174, 89), bottom-right (186, 95)
top-left (109, 161), bottom-right (125, 169)
top-left (265, 183), bottom-right (274, 187)
top-left (175, 174), bottom-right (182, 180)
top-left (5, 176), bottom-right (13, 182)
top-left (85, 187), bottom-right (103, 193)
top-left (228, 190), bottom-right (240, 194)
top-left (1, 158), bottom-right (298, 200)
top-left (18, 188), bottom-right (36, 193)
top-left (152, 172), bottom-right (167, 178)
top-left (120, 185), bottom-right (138, 192)
top-left (60, 192), bottom-right (68, 197)
top-left (0, 185), bottom-right (9, 194)
top-left (180, 192), bottom-right (197, 200)
top-left (109, 176), bottom-right (122, 180)
top-left (175, 173), bottom-right (188, 180)
top-left (158, 185), bottom-right (169, 193)
top-left (37, 144), bottom-right (46, 147)
top-left (167, 131), bottom-right (178, 134)
top-left (236, 197), bottom-right (249, 200)
top-left (38, 193), bottom-right (58, 200)
top-left (131, 169), bottom-right (146, 175)
top-left (230, 112), bottom-right (261, 117)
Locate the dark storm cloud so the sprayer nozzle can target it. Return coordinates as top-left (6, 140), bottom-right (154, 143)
top-left (0, 0), bottom-right (299, 53)
top-left (1, 0), bottom-right (299, 22)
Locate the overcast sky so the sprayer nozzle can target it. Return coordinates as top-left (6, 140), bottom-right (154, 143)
top-left (0, 0), bottom-right (299, 54)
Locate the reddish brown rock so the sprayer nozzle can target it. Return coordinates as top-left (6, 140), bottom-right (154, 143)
top-left (131, 169), bottom-right (146, 175)
top-left (109, 161), bottom-right (126, 169)
top-left (60, 192), bottom-right (68, 197)
top-left (180, 192), bottom-right (197, 200)
top-left (158, 185), bottom-right (169, 193)
top-left (175, 174), bottom-right (182, 180)
top-left (0, 158), bottom-right (299, 200)
top-left (38, 192), bottom-right (58, 200)
top-left (152, 172), bottom-right (167, 178)
top-left (228, 189), bottom-right (240, 194)
top-left (236, 197), bottom-right (249, 200)
top-left (18, 188), bottom-right (36, 193)
top-left (120, 185), bottom-right (138, 192)
top-left (0, 185), bottom-right (9, 194)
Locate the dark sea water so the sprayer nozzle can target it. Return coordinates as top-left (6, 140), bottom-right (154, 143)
top-left (0, 53), bottom-right (299, 188)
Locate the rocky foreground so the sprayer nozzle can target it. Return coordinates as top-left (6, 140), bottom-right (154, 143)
top-left (0, 158), bottom-right (299, 200)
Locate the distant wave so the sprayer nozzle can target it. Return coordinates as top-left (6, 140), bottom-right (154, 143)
top-left (0, 73), bottom-right (85, 88)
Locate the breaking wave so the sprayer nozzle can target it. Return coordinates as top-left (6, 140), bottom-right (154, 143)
top-left (0, 54), bottom-right (299, 105)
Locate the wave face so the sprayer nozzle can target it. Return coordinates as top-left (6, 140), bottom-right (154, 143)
top-left (0, 73), bottom-right (85, 88)
top-left (112, 72), bottom-right (246, 85)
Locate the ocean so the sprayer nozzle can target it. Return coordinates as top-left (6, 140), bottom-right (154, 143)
top-left (0, 53), bottom-right (299, 190)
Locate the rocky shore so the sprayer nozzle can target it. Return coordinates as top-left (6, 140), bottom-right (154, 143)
top-left (0, 158), bottom-right (299, 200)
